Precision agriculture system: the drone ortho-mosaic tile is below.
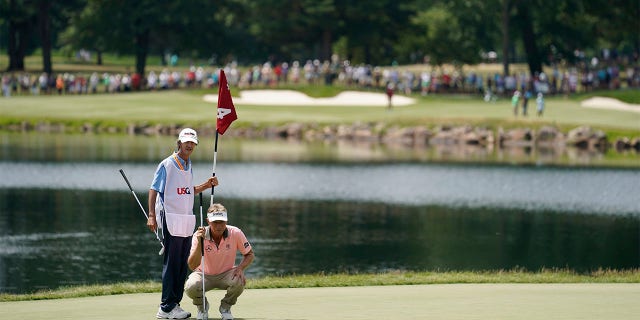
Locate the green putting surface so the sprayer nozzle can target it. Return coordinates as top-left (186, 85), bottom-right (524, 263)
top-left (3, 284), bottom-right (639, 319)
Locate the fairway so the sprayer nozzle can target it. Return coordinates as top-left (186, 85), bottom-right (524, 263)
top-left (3, 284), bottom-right (639, 320)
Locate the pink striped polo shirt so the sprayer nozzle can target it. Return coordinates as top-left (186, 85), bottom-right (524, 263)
top-left (190, 225), bottom-right (252, 275)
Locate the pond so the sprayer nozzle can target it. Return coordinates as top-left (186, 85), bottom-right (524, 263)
top-left (0, 133), bottom-right (638, 294)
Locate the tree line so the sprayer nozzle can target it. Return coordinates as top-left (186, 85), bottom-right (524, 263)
top-left (1, 0), bottom-right (638, 77)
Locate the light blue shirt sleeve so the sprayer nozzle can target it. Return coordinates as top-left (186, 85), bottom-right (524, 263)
top-left (150, 163), bottom-right (166, 194)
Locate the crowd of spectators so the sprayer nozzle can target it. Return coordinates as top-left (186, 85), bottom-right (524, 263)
top-left (2, 53), bottom-right (639, 99)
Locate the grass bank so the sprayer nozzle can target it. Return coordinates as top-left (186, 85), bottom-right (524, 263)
top-left (2, 269), bottom-right (639, 302)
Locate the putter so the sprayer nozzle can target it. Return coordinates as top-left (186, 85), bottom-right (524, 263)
top-left (119, 169), bottom-right (165, 255)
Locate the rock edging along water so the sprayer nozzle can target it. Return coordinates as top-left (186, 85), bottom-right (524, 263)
top-left (5, 121), bottom-right (640, 152)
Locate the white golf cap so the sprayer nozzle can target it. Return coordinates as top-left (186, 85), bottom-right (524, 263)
top-left (178, 128), bottom-right (198, 144)
top-left (207, 210), bottom-right (228, 222)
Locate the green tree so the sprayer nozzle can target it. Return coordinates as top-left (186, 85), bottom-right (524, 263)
top-left (396, 1), bottom-right (499, 67)
top-left (337, 0), bottom-right (411, 65)
top-left (1, 0), bottom-right (83, 73)
top-left (506, 0), bottom-right (637, 74)
top-left (61, 0), bottom-right (250, 73)
top-left (244, 0), bottom-right (412, 65)
top-left (4, 0), bottom-right (636, 77)
top-left (188, 0), bottom-right (254, 65)
top-left (59, 0), bottom-right (109, 65)
top-left (62, 0), bottom-right (192, 75)
top-left (244, 0), bottom-right (340, 62)
top-left (595, 0), bottom-right (640, 55)
top-left (2, 0), bottom-right (36, 71)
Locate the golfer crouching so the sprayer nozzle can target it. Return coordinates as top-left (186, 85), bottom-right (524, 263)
top-left (185, 203), bottom-right (254, 320)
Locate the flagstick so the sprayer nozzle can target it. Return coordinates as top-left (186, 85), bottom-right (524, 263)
top-left (210, 130), bottom-right (219, 206)
top-left (199, 193), bottom-right (207, 318)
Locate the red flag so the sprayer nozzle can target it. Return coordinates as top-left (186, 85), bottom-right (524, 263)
top-left (216, 69), bottom-right (237, 135)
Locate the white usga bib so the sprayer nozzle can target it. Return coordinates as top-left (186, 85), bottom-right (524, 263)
top-left (156, 155), bottom-right (196, 237)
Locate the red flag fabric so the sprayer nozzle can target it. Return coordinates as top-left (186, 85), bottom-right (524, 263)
top-left (216, 70), bottom-right (237, 135)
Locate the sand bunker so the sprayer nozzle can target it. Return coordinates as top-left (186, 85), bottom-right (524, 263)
top-left (205, 90), bottom-right (638, 113)
top-left (581, 97), bottom-right (640, 113)
top-left (203, 90), bottom-right (415, 107)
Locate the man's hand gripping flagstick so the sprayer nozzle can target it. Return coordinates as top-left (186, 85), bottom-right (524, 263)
top-left (200, 69), bottom-right (237, 319)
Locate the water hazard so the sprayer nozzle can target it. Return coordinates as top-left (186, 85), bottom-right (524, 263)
top-left (1, 162), bottom-right (638, 294)
top-left (0, 132), bottom-right (638, 294)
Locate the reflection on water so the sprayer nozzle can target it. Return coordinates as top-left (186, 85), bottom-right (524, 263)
top-left (0, 191), bottom-right (638, 294)
top-left (0, 190), bottom-right (162, 293)
top-left (0, 232), bottom-right (93, 255)
top-left (2, 162), bottom-right (639, 215)
top-left (1, 132), bottom-right (639, 166)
